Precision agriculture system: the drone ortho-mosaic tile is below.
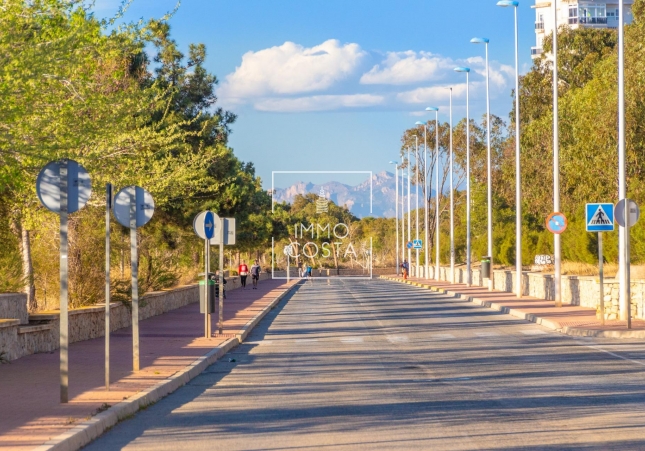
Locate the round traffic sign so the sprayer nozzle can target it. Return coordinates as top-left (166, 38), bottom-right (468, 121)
top-left (193, 211), bottom-right (220, 240)
top-left (546, 212), bottom-right (568, 235)
top-left (615, 199), bottom-right (640, 228)
top-left (406, 241), bottom-right (413, 249)
top-left (113, 186), bottom-right (155, 228)
top-left (283, 244), bottom-right (295, 257)
top-left (36, 159), bottom-right (92, 214)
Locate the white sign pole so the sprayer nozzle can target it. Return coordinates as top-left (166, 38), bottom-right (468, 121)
top-left (130, 190), bottom-right (139, 372)
top-left (625, 199), bottom-right (631, 329)
top-left (204, 236), bottom-right (210, 338)
top-left (218, 217), bottom-right (225, 334)
top-left (59, 160), bottom-right (69, 404)
top-left (105, 183), bottom-right (112, 390)
top-left (598, 232), bottom-right (604, 326)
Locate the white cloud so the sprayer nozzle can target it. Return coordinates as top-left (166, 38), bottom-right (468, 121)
top-left (218, 39), bottom-right (366, 104)
top-left (396, 84), bottom-right (469, 105)
top-left (254, 94), bottom-right (384, 113)
top-left (360, 51), bottom-right (455, 85)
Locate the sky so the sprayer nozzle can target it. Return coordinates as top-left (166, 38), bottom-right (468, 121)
top-left (95, 0), bottom-right (538, 188)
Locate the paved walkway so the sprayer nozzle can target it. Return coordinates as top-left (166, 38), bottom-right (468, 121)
top-left (383, 275), bottom-right (645, 338)
top-left (0, 278), bottom-right (296, 451)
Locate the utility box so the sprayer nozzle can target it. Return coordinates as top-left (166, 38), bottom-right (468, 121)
top-left (481, 257), bottom-right (491, 279)
top-left (199, 279), bottom-right (216, 314)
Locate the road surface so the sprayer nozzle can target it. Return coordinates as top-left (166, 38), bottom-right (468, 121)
top-left (84, 278), bottom-right (645, 450)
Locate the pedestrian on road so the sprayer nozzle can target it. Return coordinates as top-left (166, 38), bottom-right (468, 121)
top-left (298, 261), bottom-right (303, 278)
top-left (401, 259), bottom-right (409, 280)
top-left (238, 261), bottom-right (249, 289)
top-left (251, 260), bottom-right (261, 289)
top-left (306, 264), bottom-right (313, 282)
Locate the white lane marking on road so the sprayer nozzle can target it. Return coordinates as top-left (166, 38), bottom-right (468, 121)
top-left (431, 334), bottom-right (456, 340)
top-left (475, 332), bottom-right (500, 337)
top-left (585, 345), bottom-right (645, 367)
top-left (340, 337), bottom-right (364, 343)
top-left (386, 335), bottom-right (409, 343)
top-left (244, 341), bottom-right (273, 345)
top-left (520, 330), bottom-right (548, 335)
top-left (295, 339), bottom-right (319, 343)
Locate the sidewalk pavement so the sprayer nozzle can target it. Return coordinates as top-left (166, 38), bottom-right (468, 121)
top-left (382, 275), bottom-right (645, 339)
top-left (0, 278), bottom-right (298, 451)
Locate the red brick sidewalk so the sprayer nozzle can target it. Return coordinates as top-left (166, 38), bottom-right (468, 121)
top-left (0, 278), bottom-right (296, 451)
top-left (383, 275), bottom-right (645, 337)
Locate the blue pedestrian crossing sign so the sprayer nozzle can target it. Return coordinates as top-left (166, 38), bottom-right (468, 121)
top-left (413, 239), bottom-right (423, 249)
top-left (586, 203), bottom-right (614, 232)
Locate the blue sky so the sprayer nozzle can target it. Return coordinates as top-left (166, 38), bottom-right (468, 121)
top-left (96, 0), bottom-right (538, 188)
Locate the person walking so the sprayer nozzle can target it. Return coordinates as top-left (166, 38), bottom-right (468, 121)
top-left (306, 264), bottom-right (313, 283)
top-left (238, 260), bottom-right (249, 289)
top-left (251, 260), bottom-right (261, 289)
top-left (401, 259), bottom-right (409, 280)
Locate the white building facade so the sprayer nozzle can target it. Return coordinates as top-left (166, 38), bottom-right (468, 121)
top-left (533, 1), bottom-right (634, 57)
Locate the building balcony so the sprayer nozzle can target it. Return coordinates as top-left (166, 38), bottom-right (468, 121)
top-left (535, 21), bottom-right (545, 30)
top-left (579, 16), bottom-right (608, 25)
top-left (531, 47), bottom-right (544, 57)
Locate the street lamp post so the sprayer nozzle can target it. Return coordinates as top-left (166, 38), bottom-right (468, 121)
top-left (415, 136), bottom-right (420, 275)
top-left (407, 147), bottom-right (412, 269)
top-left (401, 164), bottom-right (406, 273)
top-left (390, 161), bottom-right (399, 276)
top-left (426, 107), bottom-right (440, 281)
top-left (497, 0), bottom-right (522, 297)
top-left (471, 37), bottom-right (494, 291)
top-left (551, 1), bottom-right (562, 307)
top-left (449, 88), bottom-right (455, 283)
top-left (416, 121), bottom-right (430, 279)
top-left (455, 67), bottom-right (471, 286)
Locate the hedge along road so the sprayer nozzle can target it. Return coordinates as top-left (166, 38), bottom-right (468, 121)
top-left (84, 278), bottom-right (645, 450)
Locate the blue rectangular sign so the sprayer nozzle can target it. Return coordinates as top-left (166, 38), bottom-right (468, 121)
top-left (586, 203), bottom-right (614, 232)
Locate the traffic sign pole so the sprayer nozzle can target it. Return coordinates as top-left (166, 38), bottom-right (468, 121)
top-left (218, 217), bottom-right (225, 335)
top-left (130, 191), bottom-right (139, 372)
top-left (105, 183), bottom-right (112, 391)
top-left (204, 236), bottom-right (210, 338)
top-left (59, 160), bottom-right (69, 404)
top-left (598, 232), bottom-right (605, 326)
top-left (625, 200), bottom-right (631, 329)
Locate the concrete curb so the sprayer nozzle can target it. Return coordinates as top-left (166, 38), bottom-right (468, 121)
top-left (380, 276), bottom-right (644, 339)
top-left (35, 281), bottom-right (303, 451)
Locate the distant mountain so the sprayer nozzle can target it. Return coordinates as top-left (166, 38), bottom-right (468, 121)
top-left (272, 171), bottom-right (431, 218)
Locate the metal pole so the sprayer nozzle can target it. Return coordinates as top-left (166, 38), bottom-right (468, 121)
top-left (401, 168), bottom-right (405, 270)
top-left (514, 5), bottom-right (523, 298)
top-left (466, 71), bottom-right (471, 287)
top-left (395, 165), bottom-right (400, 276)
top-left (424, 126), bottom-right (429, 279)
top-left (598, 232), bottom-right (605, 325)
top-left (485, 41), bottom-right (494, 291)
top-left (105, 183), bottom-right (111, 391)
top-left (408, 147), bottom-right (412, 269)
top-left (618, 0), bottom-right (627, 321)
top-left (59, 160), bottom-right (68, 404)
top-left (553, 0), bottom-right (562, 308)
top-left (416, 136), bottom-right (420, 274)
top-left (218, 217), bottom-right (225, 335)
top-left (130, 189), bottom-right (139, 372)
top-left (449, 88), bottom-right (455, 283)
top-left (435, 110), bottom-right (440, 281)
top-left (625, 201), bottom-right (632, 329)
top-left (204, 238), bottom-right (209, 338)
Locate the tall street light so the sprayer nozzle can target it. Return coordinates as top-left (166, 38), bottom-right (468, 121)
top-left (416, 120), bottom-right (430, 279)
top-left (471, 37), bottom-right (494, 291)
top-left (415, 136), bottom-right (420, 273)
top-left (617, 0), bottom-right (628, 323)
top-left (427, 107), bottom-right (440, 281)
top-left (455, 66), bottom-right (472, 286)
top-left (497, 0), bottom-right (522, 297)
top-left (407, 146), bottom-right (412, 268)
top-left (551, 1), bottom-right (562, 307)
top-left (448, 87), bottom-right (455, 283)
top-left (400, 163), bottom-right (406, 272)
top-left (390, 161), bottom-right (400, 276)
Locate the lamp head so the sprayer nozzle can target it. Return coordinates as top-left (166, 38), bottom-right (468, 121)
top-left (454, 67), bottom-right (471, 73)
top-left (470, 37), bottom-right (490, 44)
top-left (414, 121), bottom-right (425, 126)
top-left (496, 0), bottom-right (519, 7)
top-left (425, 107), bottom-right (439, 112)
top-left (389, 160), bottom-right (398, 165)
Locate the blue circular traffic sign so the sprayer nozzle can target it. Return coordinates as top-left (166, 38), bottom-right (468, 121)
top-left (204, 211), bottom-right (215, 240)
top-left (546, 212), bottom-right (568, 235)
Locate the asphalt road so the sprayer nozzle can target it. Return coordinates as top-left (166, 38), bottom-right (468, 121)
top-left (84, 278), bottom-right (645, 450)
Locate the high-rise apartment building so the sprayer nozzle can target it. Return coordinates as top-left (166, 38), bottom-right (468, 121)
top-left (532, 1), bottom-right (634, 57)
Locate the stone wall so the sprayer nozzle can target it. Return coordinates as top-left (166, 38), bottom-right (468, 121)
top-left (411, 264), bottom-right (645, 320)
top-left (0, 272), bottom-right (272, 362)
